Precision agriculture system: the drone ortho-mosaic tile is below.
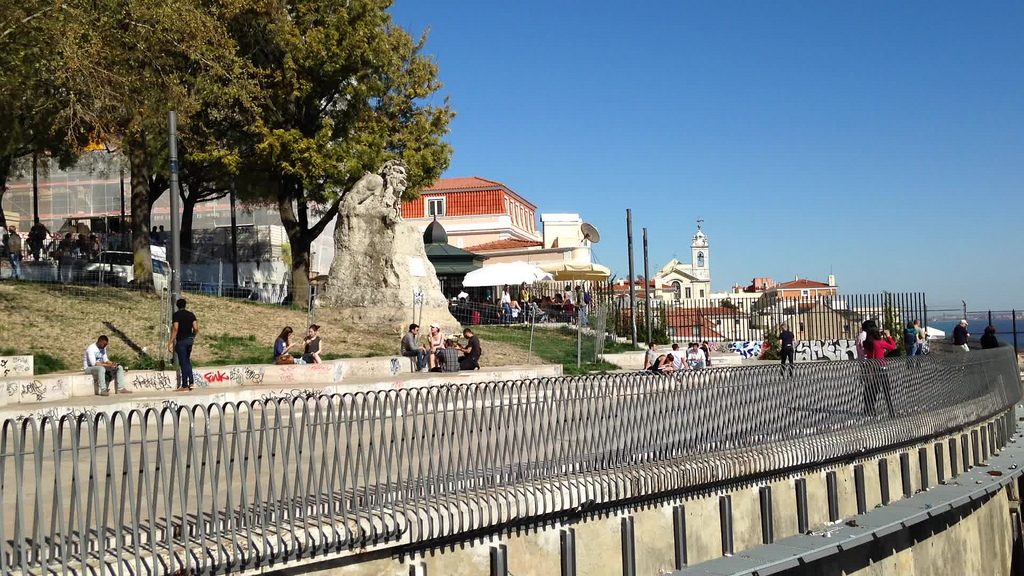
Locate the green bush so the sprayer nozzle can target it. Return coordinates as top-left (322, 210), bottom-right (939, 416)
top-left (761, 331), bottom-right (780, 360)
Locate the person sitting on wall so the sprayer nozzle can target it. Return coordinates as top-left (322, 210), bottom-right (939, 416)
top-left (432, 339), bottom-right (461, 373)
top-left (301, 324), bottom-right (323, 364)
top-left (458, 328), bottom-right (482, 370)
top-left (426, 323), bottom-right (444, 369)
top-left (401, 323), bottom-right (428, 371)
top-left (980, 326), bottom-right (1000, 349)
top-left (685, 342), bottom-right (706, 370)
top-left (84, 335), bottom-right (131, 396)
top-left (274, 326), bottom-right (306, 364)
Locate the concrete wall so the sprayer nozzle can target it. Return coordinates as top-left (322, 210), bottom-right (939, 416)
top-left (0, 355), bottom-right (563, 414)
top-left (264, 411), bottom-right (1016, 576)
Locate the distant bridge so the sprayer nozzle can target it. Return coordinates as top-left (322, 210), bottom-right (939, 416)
top-left (0, 347), bottom-right (1019, 575)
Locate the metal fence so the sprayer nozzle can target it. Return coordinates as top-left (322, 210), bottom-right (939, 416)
top-left (609, 292), bottom-right (927, 345)
top-left (0, 348), bottom-right (1018, 575)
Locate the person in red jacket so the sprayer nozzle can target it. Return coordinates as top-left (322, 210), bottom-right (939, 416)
top-left (863, 327), bottom-right (897, 416)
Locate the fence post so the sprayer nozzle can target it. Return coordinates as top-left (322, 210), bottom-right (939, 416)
top-left (1013, 310), bottom-right (1018, 354)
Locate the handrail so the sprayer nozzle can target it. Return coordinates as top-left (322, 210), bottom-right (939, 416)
top-left (0, 348), bottom-right (1019, 575)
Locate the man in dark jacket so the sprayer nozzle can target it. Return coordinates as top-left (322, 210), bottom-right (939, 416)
top-left (952, 319), bottom-right (969, 351)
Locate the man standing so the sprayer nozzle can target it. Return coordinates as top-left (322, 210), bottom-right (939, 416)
top-left (401, 323), bottom-right (427, 371)
top-left (167, 298), bottom-right (199, 390)
top-left (953, 319), bottom-right (970, 351)
top-left (83, 336), bottom-right (131, 395)
top-left (458, 327), bottom-right (482, 370)
top-left (779, 324), bottom-right (796, 375)
top-left (6, 226), bottom-right (21, 279)
top-left (28, 221), bottom-right (47, 261)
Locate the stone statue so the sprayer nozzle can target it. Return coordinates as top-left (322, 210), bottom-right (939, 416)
top-left (319, 161), bottom-right (458, 330)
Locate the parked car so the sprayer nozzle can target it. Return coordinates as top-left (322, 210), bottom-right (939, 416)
top-left (81, 251), bottom-right (170, 292)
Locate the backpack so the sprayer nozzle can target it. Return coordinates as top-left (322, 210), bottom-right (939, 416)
top-left (904, 327), bottom-right (917, 347)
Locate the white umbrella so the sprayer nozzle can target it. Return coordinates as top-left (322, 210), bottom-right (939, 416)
top-left (462, 261), bottom-right (553, 287)
top-left (540, 261), bottom-right (611, 281)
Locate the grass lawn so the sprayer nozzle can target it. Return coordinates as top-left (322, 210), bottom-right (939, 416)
top-left (472, 324), bottom-right (630, 375)
top-left (0, 282), bottom-right (538, 374)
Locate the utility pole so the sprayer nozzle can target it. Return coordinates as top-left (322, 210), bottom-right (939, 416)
top-left (626, 209), bottom-right (637, 347)
top-left (643, 227), bottom-right (652, 346)
top-left (31, 153), bottom-right (39, 224)
top-left (168, 111), bottom-right (182, 305)
top-left (230, 180), bottom-right (239, 288)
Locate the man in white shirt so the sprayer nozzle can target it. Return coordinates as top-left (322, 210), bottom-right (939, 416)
top-left (685, 342), bottom-right (706, 370)
top-left (83, 335), bottom-right (130, 396)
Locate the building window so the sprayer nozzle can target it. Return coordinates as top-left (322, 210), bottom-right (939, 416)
top-left (685, 287), bottom-right (692, 299)
top-left (697, 252), bottom-right (705, 267)
top-left (800, 289), bottom-right (810, 298)
top-left (699, 289), bottom-right (705, 298)
top-left (673, 281), bottom-right (681, 301)
top-left (427, 197), bottom-right (446, 217)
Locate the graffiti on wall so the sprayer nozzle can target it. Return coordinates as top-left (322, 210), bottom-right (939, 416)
top-left (728, 341), bottom-right (764, 359)
top-left (795, 339), bottom-right (857, 362)
top-left (5, 378), bottom-right (68, 402)
top-left (229, 366), bottom-right (265, 386)
top-left (131, 372), bottom-right (173, 391)
top-left (0, 356), bottom-right (33, 378)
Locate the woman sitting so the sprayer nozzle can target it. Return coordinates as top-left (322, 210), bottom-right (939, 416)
top-left (274, 326), bottom-right (306, 364)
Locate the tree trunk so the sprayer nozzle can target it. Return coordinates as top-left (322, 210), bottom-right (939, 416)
top-left (276, 179), bottom-right (341, 310)
top-left (127, 138), bottom-right (154, 289)
top-left (0, 156), bottom-right (10, 228)
top-left (181, 196), bottom-right (196, 264)
top-left (277, 184), bottom-right (310, 308)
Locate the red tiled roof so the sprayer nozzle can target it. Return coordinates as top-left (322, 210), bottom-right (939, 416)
top-left (423, 177), bottom-right (506, 192)
top-left (776, 279), bottom-right (831, 289)
top-left (467, 238), bottom-right (544, 251)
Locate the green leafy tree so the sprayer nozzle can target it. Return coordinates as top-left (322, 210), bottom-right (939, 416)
top-left (0, 0), bottom-right (88, 226)
top-left (882, 292), bottom-right (906, 356)
top-left (54, 0), bottom-right (249, 287)
top-left (231, 0), bottom-right (454, 300)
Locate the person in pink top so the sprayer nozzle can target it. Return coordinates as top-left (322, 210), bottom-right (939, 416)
top-left (862, 326), bottom-right (897, 416)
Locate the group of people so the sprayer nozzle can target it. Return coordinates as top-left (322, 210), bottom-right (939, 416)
top-left (83, 297), bottom-right (199, 394)
top-left (401, 323), bottom-right (481, 372)
top-left (644, 341), bottom-right (713, 373)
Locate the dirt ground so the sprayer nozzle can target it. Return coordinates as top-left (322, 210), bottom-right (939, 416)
top-left (0, 282), bottom-right (534, 371)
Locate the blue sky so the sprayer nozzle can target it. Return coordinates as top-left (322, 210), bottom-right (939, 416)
top-left (390, 1), bottom-right (1024, 310)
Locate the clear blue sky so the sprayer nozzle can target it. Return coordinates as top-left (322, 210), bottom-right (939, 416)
top-left (390, 1), bottom-right (1024, 310)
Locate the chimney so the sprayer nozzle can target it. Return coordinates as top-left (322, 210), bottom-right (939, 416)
top-left (827, 274), bottom-right (836, 287)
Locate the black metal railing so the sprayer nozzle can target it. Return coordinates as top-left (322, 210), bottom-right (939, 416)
top-left (0, 347), bottom-right (1018, 575)
top-left (608, 292), bottom-right (927, 345)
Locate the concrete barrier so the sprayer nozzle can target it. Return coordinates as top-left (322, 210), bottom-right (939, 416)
top-left (0, 355), bottom-right (563, 410)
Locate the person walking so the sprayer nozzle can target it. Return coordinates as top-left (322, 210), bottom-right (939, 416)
top-left (6, 226), bottom-right (22, 280)
top-left (863, 326), bottom-right (897, 416)
top-left (779, 324), bottom-right (795, 376)
top-left (167, 298), bottom-right (199, 391)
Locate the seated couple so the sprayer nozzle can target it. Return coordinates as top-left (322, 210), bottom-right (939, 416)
top-left (274, 325), bottom-right (323, 364)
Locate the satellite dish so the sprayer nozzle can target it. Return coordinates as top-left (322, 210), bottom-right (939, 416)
top-left (581, 222), bottom-right (601, 244)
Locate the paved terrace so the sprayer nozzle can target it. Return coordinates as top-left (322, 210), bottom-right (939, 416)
top-left (0, 349), bottom-right (1017, 575)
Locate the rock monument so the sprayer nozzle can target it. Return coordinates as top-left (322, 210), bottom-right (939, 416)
top-left (320, 161), bottom-right (459, 331)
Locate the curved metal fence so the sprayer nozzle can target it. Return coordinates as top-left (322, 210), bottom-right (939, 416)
top-left (0, 348), bottom-right (1019, 575)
